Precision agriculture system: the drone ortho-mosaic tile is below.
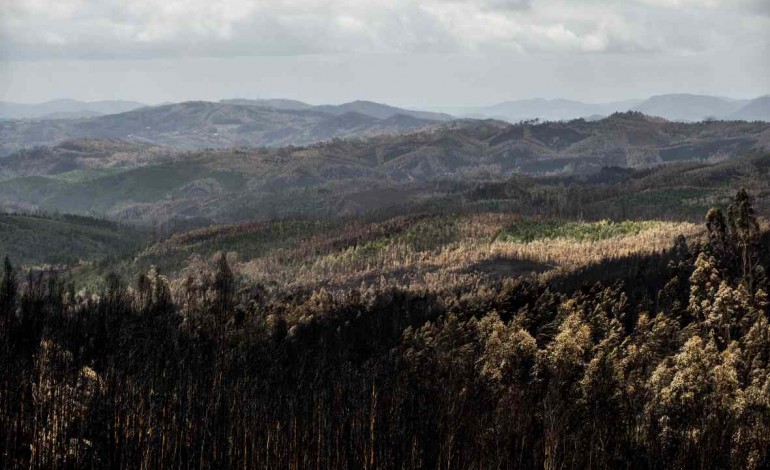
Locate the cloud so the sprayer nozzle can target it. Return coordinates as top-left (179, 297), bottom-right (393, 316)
top-left (0, 0), bottom-right (767, 60)
top-left (444, 0), bottom-right (533, 12)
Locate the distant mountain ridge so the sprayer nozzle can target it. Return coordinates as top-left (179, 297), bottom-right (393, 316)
top-left (0, 100), bottom-right (446, 156)
top-left (428, 94), bottom-right (770, 123)
top-left (0, 99), bottom-right (147, 120)
top-left (729, 96), bottom-right (770, 121)
top-left (222, 98), bottom-right (453, 121)
top-left (5, 94), bottom-right (767, 125)
top-left (313, 100), bottom-right (453, 121)
top-left (2, 94), bottom-right (768, 156)
top-left (431, 99), bottom-right (643, 123)
top-left (219, 98), bottom-right (315, 111)
top-left (632, 94), bottom-right (747, 122)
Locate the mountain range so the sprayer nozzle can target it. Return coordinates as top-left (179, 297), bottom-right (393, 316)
top-left (4, 93), bottom-right (768, 126)
top-left (221, 98), bottom-right (453, 121)
top-left (1, 112), bottom-right (767, 226)
top-left (2, 94), bottom-right (768, 157)
top-left (0, 97), bottom-right (452, 122)
top-left (0, 100), bottom-right (448, 156)
top-left (428, 94), bottom-right (770, 123)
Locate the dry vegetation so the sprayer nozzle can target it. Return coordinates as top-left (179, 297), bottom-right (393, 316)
top-left (174, 214), bottom-right (704, 293)
top-left (3, 98), bottom-right (770, 469)
top-left (127, 213), bottom-right (704, 298)
top-left (2, 190), bottom-right (770, 469)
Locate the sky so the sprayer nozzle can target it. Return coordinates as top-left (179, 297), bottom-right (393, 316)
top-left (0, 0), bottom-right (768, 106)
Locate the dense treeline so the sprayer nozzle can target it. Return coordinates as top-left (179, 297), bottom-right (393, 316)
top-left (2, 190), bottom-right (770, 469)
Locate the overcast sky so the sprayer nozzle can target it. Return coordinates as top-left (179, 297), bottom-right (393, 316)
top-left (0, 0), bottom-right (768, 106)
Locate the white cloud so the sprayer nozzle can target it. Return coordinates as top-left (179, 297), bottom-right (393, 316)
top-left (0, 0), bottom-right (767, 60)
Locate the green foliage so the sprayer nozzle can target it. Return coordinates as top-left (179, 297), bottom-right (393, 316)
top-left (498, 219), bottom-right (662, 243)
top-left (0, 212), bottom-right (146, 266)
top-left (1, 122), bottom-right (768, 228)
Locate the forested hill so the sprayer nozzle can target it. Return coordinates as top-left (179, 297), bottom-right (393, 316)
top-left (2, 189), bottom-right (770, 468)
top-left (0, 114), bottom-right (769, 227)
top-left (0, 100), bottom-right (448, 156)
top-left (0, 212), bottom-right (146, 266)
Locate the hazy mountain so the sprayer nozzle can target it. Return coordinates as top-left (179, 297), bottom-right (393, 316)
top-left (37, 110), bottom-right (105, 120)
top-left (0, 99), bottom-right (147, 120)
top-left (427, 94), bottom-right (770, 123)
top-left (221, 98), bottom-right (454, 121)
top-left (314, 100), bottom-right (454, 121)
top-left (219, 98), bottom-right (315, 111)
top-left (496, 98), bottom-right (637, 121)
top-left (429, 99), bottom-right (642, 123)
top-left (483, 99), bottom-right (596, 121)
top-left (0, 101), bottom-right (444, 156)
top-left (632, 94), bottom-right (748, 121)
top-left (2, 112), bottom-right (767, 225)
top-left (728, 96), bottom-right (770, 121)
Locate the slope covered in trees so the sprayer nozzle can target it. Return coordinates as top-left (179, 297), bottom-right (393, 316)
top-left (1, 123), bottom-right (769, 228)
top-left (0, 213), bottom-right (146, 266)
top-left (2, 190), bottom-right (770, 469)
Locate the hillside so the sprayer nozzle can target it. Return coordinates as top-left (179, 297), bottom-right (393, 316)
top-left (0, 155), bottom-right (752, 277)
top-left (67, 148), bottom-right (770, 282)
top-left (0, 212), bottom-right (146, 266)
top-left (729, 96), bottom-right (770, 121)
top-left (4, 109), bottom-right (770, 469)
top-left (5, 145), bottom-right (770, 282)
top-left (112, 213), bottom-right (701, 289)
top-left (437, 98), bottom-right (641, 122)
top-left (314, 100), bottom-right (453, 121)
top-left (0, 113), bottom-right (768, 225)
top-left (5, 181), bottom-right (770, 469)
top-left (632, 94), bottom-right (746, 121)
top-left (0, 100), bottom-right (448, 156)
top-left (221, 98), bottom-right (454, 121)
top-left (433, 94), bottom-right (770, 123)
top-left (220, 98), bottom-right (315, 111)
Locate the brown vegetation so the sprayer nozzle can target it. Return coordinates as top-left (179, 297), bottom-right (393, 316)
top-left (2, 190), bottom-right (770, 469)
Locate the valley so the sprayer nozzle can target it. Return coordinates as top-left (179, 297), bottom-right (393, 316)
top-left (4, 0), bottom-right (770, 466)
